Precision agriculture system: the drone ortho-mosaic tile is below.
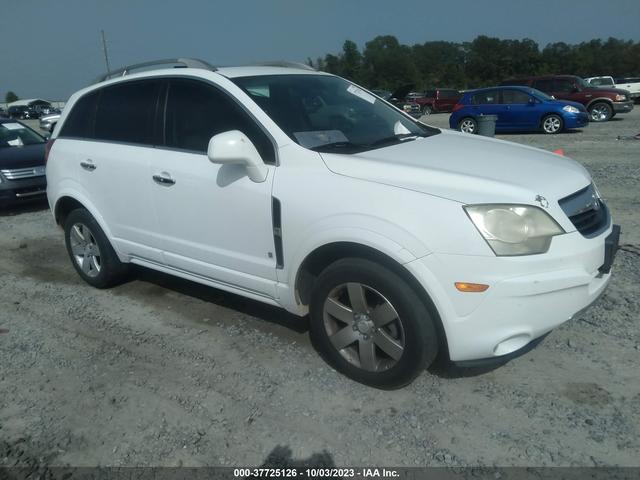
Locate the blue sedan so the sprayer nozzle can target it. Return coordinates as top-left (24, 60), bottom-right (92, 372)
top-left (449, 86), bottom-right (589, 134)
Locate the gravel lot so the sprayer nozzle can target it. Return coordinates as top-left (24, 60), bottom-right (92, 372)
top-left (1, 112), bottom-right (639, 468)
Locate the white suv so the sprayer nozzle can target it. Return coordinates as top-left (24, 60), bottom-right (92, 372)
top-left (46, 59), bottom-right (620, 388)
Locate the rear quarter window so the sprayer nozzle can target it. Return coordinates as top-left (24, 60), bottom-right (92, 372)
top-left (59, 91), bottom-right (99, 139)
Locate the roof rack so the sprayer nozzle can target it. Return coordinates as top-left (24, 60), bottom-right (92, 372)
top-left (94, 58), bottom-right (217, 84)
top-left (251, 61), bottom-right (316, 71)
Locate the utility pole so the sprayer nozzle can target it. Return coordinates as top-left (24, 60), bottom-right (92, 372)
top-left (100, 30), bottom-right (111, 72)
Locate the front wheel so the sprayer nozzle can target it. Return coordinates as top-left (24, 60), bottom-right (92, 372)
top-left (422, 105), bottom-right (433, 115)
top-left (309, 258), bottom-right (439, 389)
top-left (458, 117), bottom-right (477, 134)
top-left (542, 114), bottom-right (563, 134)
top-left (589, 102), bottom-right (613, 122)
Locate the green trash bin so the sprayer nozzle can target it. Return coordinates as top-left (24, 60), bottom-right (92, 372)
top-left (477, 115), bottom-right (497, 137)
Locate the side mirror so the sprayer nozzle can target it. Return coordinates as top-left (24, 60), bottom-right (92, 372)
top-left (207, 130), bottom-right (268, 183)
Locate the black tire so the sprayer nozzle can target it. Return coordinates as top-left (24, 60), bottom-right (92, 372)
top-left (458, 117), bottom-right (477, 134)
top-left (541, 114), bottom-right (564, 134)
top-left (63, 208), bottom-right (129, 288)
top-left (588, 102), bottom-right (613, 122)
top-left (309, 258), bottom-right (439, 389)
top-left (422, 105), bottom-right (433, 115)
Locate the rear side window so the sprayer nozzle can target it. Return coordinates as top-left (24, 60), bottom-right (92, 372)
top-left (164, 79), bottom-right (275, 163)
top-left (501, 90), bottom-right (531, 104)
top-left (59, 91), bottom-right (99, 138)
top-left (553, 79), bottom-right (575, 93)
top-left (94, 80), bottom-right (161, 145)
top-left (472, 91), bottom-right (499, 105)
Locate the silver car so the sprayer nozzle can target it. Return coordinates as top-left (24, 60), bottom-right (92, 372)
top-left (39, 112), bottom-right (61, 132)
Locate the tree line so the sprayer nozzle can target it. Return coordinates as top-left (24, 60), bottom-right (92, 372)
top-left (308, 36), bottom-right (640, 91)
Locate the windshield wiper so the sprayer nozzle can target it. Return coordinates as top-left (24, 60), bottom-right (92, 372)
top-left (367, 133), bottom-right (424, 148)
top-left (309, 141), bottom-right (362, 152)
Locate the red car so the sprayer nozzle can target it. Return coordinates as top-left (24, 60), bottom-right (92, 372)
top-left (409, 89), bottom-right (462, 115)
top-left (500, 75), bottom-right (633, 122)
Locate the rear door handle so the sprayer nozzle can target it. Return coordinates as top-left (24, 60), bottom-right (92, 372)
top-left (152, 173), bottom-right (176, 186)
top-left (80, 160), bottom-right (96, 171)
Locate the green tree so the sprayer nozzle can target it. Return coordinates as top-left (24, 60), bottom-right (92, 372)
top-left (5, 91), bottom-right (19, 103)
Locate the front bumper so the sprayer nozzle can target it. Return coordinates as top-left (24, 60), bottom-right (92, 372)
top-left (613, 100), bottom-right (634, 113)
top-left (564, 112), bottom-right (589, 128)
top-left (405, 224), bottom-right (619, 363)
top-left (0, 176), bottom-right (48, 206)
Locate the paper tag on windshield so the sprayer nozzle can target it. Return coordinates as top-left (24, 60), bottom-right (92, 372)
top-left (347, 85), bottom-right (375, 104)
top-left (2, 122), bottom-right (24, 131)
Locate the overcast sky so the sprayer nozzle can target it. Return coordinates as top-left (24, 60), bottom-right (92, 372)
top-left (2, 0), bottom-right (640, 100)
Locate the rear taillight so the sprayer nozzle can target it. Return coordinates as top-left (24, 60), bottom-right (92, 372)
top-left (44, 139), bottom-right (55, 164)
top-left (452, 103), bottom-right (464, 112)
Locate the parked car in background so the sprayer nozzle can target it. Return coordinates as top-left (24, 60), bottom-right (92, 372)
top-left (47, 59), bottom-right (619, 388)
top-left (0, 119), bottom-right (47, 206)
top-left (0, 107), bottom-right (7, 118)
top-left (450, 86), bottom-right (589, 134)
top-left (500, 75), bottom-right (633, 122)
top-left (614, 77), bottom-right (640, 101)
top-left (412, 89), bottom-right (462, 115)
top-left (387, 84), bottom-right (421, 117)
top-left (39, 112), bottom-right (61, 132)
top-left (584, 75), bottom-right (615, 87)
top-left (8, 105), bottom-right (41, 120)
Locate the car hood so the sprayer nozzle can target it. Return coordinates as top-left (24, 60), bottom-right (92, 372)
top-left (319, 130), bottom-right (591, 205)
top-left (0, 143), bottom-right (46, 170)
top-left (584, 86), bottom-right (629, 96)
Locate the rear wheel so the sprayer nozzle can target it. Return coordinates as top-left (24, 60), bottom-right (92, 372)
top-left (588, 102), bottom-right (613, 122)
top-left (541, 114), bottom-right (563, 134)
top-left (309, 258), bottom-right (439, 389)
top-left (458, 117), bottom-right (477, 134)
top-left (64, 208), bottom-right (129, 288)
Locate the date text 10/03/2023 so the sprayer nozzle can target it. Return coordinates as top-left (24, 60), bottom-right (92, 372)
top-left (233, 468), bottom-right (400, 478)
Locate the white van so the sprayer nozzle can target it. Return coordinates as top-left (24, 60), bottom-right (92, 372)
top-left (46, 59), bottom-right (620, 388)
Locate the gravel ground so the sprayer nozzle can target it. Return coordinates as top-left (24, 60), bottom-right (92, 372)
top-left (1, 112), bottom-right (639, 468)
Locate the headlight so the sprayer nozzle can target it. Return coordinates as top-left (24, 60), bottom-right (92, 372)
top-left (464, 204), bottom-right (565, 256)
top-left (562, 105), bottom-right (580, 113)
top-left (615, 94), bottom-right (626, 101)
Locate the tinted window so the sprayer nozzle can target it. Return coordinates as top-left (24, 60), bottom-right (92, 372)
top-left (94, 80), bottom-right (161, 145)
top-left (501, 90), bottom-right (531, 104)
top-left (533, 79), bottom-right (554, 92)
top-left (553, 79), bottom-right (575, 93)
top-left (472, 91), bottom-right (499, 105)
top-left (439, 90), bottom-right (459, 99)
top-left (59, 91), bottom-right (99, 138)
top-left (165, 79), bottom-right (275, 163)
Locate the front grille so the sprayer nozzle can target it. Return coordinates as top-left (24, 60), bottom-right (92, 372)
top-left (1, 167), bottom-right (46, 180)
top-left (558, 184), bottom-right (609, 237)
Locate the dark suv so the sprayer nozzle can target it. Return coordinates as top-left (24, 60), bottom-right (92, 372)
top-left (500, 75), bottom-right (633, 122)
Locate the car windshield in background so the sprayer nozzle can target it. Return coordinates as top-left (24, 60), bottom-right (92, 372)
top-left (528, 88), bottom-right (554, 101)
top-left (233, 74), bottom-right (439, 153)
top-left (0, 122), bottom-right (45, 148)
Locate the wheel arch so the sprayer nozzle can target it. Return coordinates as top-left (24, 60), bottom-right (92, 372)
top-left (53, 194), bottom-right (116, 249)
top-left (294, 241), bottom-right (448, 355)
top-left (585, 97), bottom-right (614, 110)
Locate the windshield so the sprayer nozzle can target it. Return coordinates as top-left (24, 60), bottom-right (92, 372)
top-left (528, 88), bottom-right (554, 101)
top-left (576, 77), bottom-right (591, 89)
top-left (0, 122), bottom-right (45, 148)
top-left (233, 74), bottom-right (439, 153)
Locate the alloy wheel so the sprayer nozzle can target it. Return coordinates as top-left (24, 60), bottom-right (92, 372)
top-left (323, 283), bottom-right (405, 372)
top-left (543, 116), bottom-right (562, 133)
top-left (459, 119), bottom-right (476, 133)
top-left (69, 222), bottom-right (102, 278)
top-left (590, 104), bottom-right (611, 122)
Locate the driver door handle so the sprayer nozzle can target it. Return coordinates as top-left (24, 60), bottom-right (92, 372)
top-left (152, 173), bottom-right (176, 186)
